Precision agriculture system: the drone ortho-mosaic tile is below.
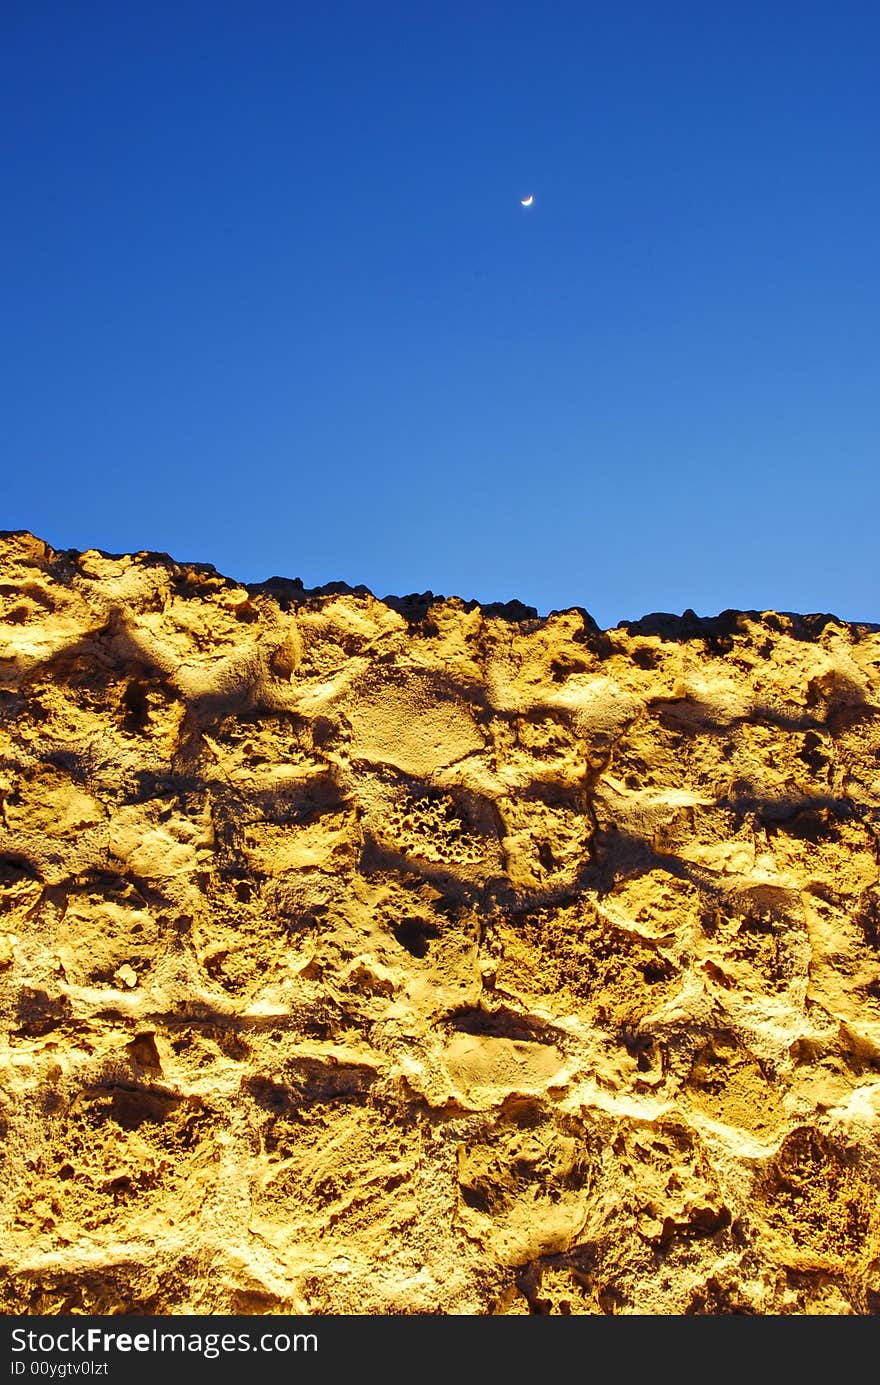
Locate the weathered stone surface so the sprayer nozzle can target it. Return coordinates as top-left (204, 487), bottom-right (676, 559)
top-left (1, 530), bottom-right (879, 1315)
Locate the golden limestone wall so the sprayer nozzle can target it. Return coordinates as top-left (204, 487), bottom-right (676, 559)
top-left (1, 530), bottom-right (879, 1315)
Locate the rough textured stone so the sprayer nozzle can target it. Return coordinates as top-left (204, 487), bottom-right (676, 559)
top-left (1, 530), bottom-right (879, 1315)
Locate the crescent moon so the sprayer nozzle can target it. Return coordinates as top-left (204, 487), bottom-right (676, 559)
top-left (520, 194), bottom-right (534, 207)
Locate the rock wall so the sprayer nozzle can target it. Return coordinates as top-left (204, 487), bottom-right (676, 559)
top-left (1, 530), bottom-right (879, 1315)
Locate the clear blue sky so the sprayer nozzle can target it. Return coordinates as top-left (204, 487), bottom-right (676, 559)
top-left (3, 1), bottom-right (878, 626)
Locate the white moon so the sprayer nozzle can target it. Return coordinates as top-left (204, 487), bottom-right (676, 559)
top-left (520, 194), bottom-right (534, 207)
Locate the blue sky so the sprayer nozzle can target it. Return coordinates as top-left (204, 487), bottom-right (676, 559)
top-left (3, 1), bottom-right (878, 627)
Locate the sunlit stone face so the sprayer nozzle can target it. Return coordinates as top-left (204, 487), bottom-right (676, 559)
top-left (1, 531), bottom-right (879, 1315)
